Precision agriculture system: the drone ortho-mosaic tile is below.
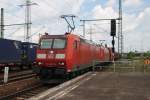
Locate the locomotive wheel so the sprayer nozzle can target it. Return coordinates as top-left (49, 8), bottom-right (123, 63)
top-left (71, 72), bottom-right (76, 78)
top-left (75, 71), bottom-right (79, 76)
top-left (33, 65), bottom-right (41, 74)
top-left (20, 65), bottom-right (24, 70)
top-left (65, 73), bottom-right (70, 80)
top-left (69, 73), bottom-right (73, 79)
top-left (0, 68), bottom-right (3, 72)
top-left (40, 68), bottom-right (49, 80)
top-left (28, 64), bottom-right (32, 69)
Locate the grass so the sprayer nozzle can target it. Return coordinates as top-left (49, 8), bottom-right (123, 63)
top-left (103, 58), bottom-right (150, 73)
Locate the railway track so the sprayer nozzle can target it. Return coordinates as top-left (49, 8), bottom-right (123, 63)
top-left (0, 83), bottom-right (56, 100)
top-left (0, 69), bottom-right (97, 100)
top-left (0, 70), bottom-right (33, 79)
top-left (0, 70), bottom-right (94, 100)
top-left (0, 72), bottom-right (91, 100)
top-left (0, 72), bottom-right (92, 100)
top-left (0, 70), bottom-right (35, 84)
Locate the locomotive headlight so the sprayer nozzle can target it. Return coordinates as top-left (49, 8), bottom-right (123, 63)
top-left (38, 62), bottom-right (42, 65)
top-left (58, 62), bottom-right (65, 65)
top-left (61, 62), bottom-right (64, 65)
top-left (55, 54), bottom-right (65, 59)
top-left (37, 54), bottom-right (46, 59)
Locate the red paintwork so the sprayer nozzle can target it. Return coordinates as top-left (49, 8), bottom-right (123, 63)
top-left (99, 46), bottom-right (110, 62)
top-left (36, 49), bottom-right (66, 67)
top-left (108, 47), bottom-right (114, 61)
top-left (36, 33), bottom-right (113, 73)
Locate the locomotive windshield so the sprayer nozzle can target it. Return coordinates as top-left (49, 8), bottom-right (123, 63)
top-left (40, 38), bottom-right (66, 49)
top-left (53, 39), bottom-right (66, 49)
top-left (40, 39), bottom-right (53, 49)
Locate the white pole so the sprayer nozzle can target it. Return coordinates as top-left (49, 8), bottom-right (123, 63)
top-left (4, 67), bottom-right (9, 83)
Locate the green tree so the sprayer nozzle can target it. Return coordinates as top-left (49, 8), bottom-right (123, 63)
top-left (127, 51), bottom-right (135, 59)
top-left (144, 51), bottom-right (150, 58)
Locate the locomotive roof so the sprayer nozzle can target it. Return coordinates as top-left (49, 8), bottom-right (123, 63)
top-left (41, 34), bottom-right (66, 39)
top-left (40, 33), bottom-right (102, 46)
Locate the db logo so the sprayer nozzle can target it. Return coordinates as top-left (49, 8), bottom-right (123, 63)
top-left (144, 59), bottom-right (150, 65)
top-left (48, 54), bottom-right (54, 59)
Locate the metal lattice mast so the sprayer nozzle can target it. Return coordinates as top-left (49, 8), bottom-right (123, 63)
top-left (0, 8), bottom-right (4, 38)
top-left (20, 0), bottom-right (37, 42)
top-left (118, 0), bottom-right (123, 56)
top-left (25, 0), bottom-right (31, 42)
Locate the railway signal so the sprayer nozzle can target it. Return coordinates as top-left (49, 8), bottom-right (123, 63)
top-left (80, 18), bottom-right (117, 53)
top-left (110, 19), bottom-right (116, 36)
top-left (110, 19), bottom-right (116, 53)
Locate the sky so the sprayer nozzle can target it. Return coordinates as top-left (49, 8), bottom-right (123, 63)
top-left (0, 0), bottom-right (150, 52)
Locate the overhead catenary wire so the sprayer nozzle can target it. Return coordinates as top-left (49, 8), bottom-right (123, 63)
top-left (4, 0), bottom-right (82, 40)
top-left (29, 25), bottom-right (45, 38)
top-left (4, 6), bottom-right (24, 20)
top-left (19, 0), bottom-right (38, 42)
top-left (6, 26), bottom-right (23, 37)
top-left (31, 0), bottom-right (63, 17)
top-left (93, 24), bottom-right (109, 34)
top-left (30, 0), bottom-right (81, 32)
top-left (32, 0), bottom-right (80, 20)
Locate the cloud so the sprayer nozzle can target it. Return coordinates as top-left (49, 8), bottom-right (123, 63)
top-left (92, 4), bottom-right (118, 19)
top-left (86, 4), bottom-right (118, 47)
top-left (1, 0), bottom-right (150, 52)
top-left (124, 0), bottom-right (142, 7)
top-left (106, 0), bottom-right (116, 7)
top-left (123, 7), bottom-right (150, 52)
top-left (137, 7), bottom-right (150, 32)
top-left (2, 0), bottom-right (86, 42)
top-left (30, 0), bottom-right (86, 35)
top-left (87, 1), bottom-right (150, 52)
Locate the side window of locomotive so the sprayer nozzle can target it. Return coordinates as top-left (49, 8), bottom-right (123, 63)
top-left (73, 41), bottom-right (78, 49)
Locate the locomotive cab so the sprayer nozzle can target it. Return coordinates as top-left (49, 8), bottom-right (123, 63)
top-left (36, 35), bottom-right (67, 68)
top-left (35, 34), bottom-right (68, 82)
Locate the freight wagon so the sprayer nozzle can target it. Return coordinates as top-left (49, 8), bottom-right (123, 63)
top-left (0, 38), bottom-right (22, 67)
top-left (21, 42), bottom-right (38, 67)
top-left (0, 38), bottom-right (38, 70)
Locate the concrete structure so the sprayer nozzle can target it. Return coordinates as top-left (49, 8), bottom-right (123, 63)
top-left (30, 72), bottom-right (150, 100)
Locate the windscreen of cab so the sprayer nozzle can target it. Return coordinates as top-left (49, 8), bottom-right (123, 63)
top-left (40, 38), bottom-right (66, 49)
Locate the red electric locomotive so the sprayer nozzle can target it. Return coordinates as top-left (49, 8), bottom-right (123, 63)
top-left (35, 33), bottom-right (114, 83)
top-left (99, 46), bottom-right (113, 63)
top-left (35, 33), bottom-right (102, 82)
